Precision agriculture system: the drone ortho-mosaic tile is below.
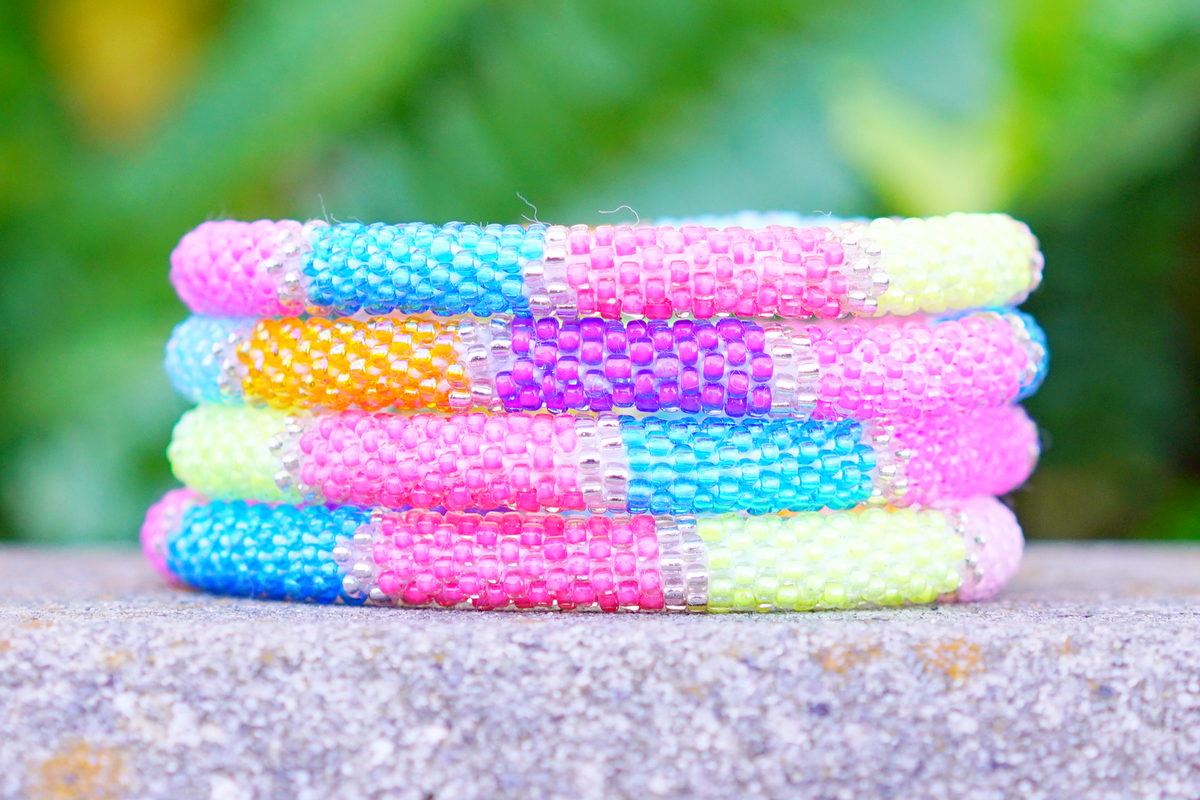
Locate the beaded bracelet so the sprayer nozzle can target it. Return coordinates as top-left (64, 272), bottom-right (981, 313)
top-left (167, 405), bottom-right (1037, 515)
top-left (166, 309), bottom-right (1047, 418)
top-left (141, 489), bottom-right (1022, 610)
top-left (169, 214), bottom-right (1041, 320)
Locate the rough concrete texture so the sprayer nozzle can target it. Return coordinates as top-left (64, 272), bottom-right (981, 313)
top-left (2, 542), bottom-right (1199, 800)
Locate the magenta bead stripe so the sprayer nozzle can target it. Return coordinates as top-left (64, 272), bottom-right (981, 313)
top-left (167, 406), bottom-right (1038, 515)
top-left (142, 490), bottom-right (1023, 610)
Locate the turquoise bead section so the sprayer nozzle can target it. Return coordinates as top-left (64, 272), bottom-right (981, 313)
top-left (619, 415), bottom-right (874, 515)
top-left (1010, 309), bottom-right (1049, 401)
top-left (166, 500), bottom-right (366, 603)
top-left (305, 221), bottom-right (544, 317)
top-left (164, 315), bottom-right (251, 404)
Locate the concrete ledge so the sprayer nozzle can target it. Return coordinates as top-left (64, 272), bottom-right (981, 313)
top-left (2, 543), bottom-right (1200, 799)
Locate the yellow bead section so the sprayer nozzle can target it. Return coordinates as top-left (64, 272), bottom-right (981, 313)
top-left (699, 507), bottom-right (966, 611)
top-left (168, 405), bottom-right (298, 503)
top-left (239, 317), bottom-right (469, 412)
top-left (870, 213), bottom-right (1040, 316)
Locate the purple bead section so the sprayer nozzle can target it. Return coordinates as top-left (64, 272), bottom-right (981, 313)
top-left (498, 317), bottom-right (777, 416)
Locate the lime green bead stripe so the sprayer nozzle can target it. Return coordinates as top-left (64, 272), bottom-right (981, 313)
top-left (867, 214), bottom-right (1040, 316)
top-left (698, 507), bottom-right (967, 611)
top-left (167, 405), bottom-right (298, 504)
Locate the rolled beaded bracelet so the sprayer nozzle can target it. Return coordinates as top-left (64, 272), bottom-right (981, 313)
top-left (169, 214), bottom-right (1041, 320)
top-left (166, 309), bottom-right (1047, 418)
top-left (141, 489), bottom-right (1022, 611)
top-left (167, 405), bottom-right (1038, 515)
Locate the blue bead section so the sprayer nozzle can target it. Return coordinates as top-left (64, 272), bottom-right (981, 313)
top-left (166, 500), bottom-right (367, 603)
top-left (304, 221), bottom-right (546, 317)
top-left (165, 316), bottom-right (251, 404)
top-left (619, 416), bottom-right (874, 516)
top-left (1010, 309), bottom-right (1049, 401)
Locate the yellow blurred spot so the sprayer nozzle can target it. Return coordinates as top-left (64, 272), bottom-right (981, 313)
top-left (829, 77), bottom-right (1019, 215)
top-left (40, 0), bottom-right (213, 141)
top-left (918, 637), bottom-right (984, 684)
top-left (32, 741), bottom-right (127, 800)
top-left (818, 642), bottom-right (881, 674)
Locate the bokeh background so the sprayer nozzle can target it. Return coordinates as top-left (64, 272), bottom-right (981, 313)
top-left (1, 0), bottom-right (1199, 544)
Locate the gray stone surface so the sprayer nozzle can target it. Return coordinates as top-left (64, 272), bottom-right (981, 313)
top-left (2, 543), bottom-right (1200, 800)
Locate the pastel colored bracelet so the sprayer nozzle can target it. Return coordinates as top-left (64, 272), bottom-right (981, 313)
top-left (167, 405), bottom-right (1037, 515)
top-left (166, 309), bottom-right (1047, 418)
top-left (169, 214), bottom-right (1041, 320)
top-left (141, 489), bottom-right (1022, 610)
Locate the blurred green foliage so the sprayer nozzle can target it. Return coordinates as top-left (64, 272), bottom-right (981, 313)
top-left (1, 0), bottom-right (1198, 543)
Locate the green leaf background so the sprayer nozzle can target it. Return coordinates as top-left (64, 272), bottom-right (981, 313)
top-left (1, 0), bottom-right (1198, 543)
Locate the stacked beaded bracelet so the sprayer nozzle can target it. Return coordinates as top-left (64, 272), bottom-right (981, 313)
top-left (151, 208), bottom-right (1044, 611)
top-left (166, 310), bottom-right (1047, 417)
top-left (142, 490), bottom-right (1022, 611)
top-left (167, 405), bottom-right (1038, 515)
top-left (170, 214), bottom-right (1042, 320)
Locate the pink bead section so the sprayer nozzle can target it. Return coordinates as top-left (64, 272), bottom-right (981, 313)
top-left (547, 223), bottom-right (886, 320)
top-left (292, 411), bottom-right (596, 511)
top-left (892, 405), bottom-right (1039, 506)
top-left (342, 509), bottom-right (668, 611)
top-left (170, 219), bottom-right (307, 317)
top-left (139, 487), bottom-right (196, 584)
top-left (805, 312), bottom-right (1044, 420)
top-left (955, 496), bottom-right (1025, 601)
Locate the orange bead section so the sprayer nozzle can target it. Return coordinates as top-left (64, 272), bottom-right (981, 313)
top-left (237, 317), bottom-right (470, 412)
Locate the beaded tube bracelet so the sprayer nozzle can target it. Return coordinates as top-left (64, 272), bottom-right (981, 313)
top-left (167, 405), bottom-right (1037, 515)
top-left (169, 214), bottom-right (1041, 320)
top-left (141, 489), bottom-right (1022, 611)
top-left (166, 309), bottom-right (1047, 418)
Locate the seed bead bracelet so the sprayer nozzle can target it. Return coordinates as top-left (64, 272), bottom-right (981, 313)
top-left (141, 490), bottom-right (1022, 611)
top-left (167, 405), bottom-right (1037, 515)
top-left (169, 214), bottom-right (1041, 320)
top-left (166, 310), bottom-right (1047, 418)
